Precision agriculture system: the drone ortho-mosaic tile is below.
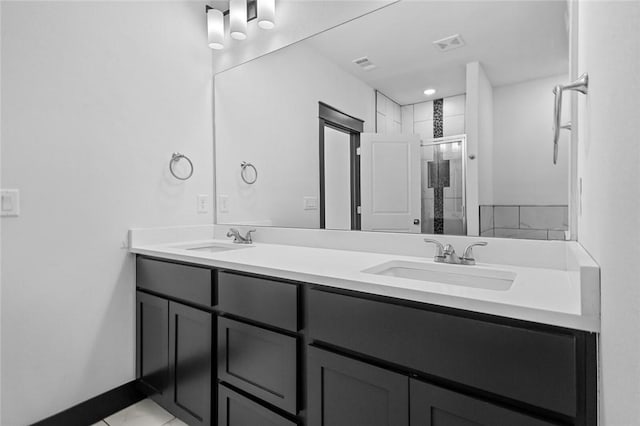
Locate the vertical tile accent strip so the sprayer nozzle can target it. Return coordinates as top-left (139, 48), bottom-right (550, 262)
top-left (433, 99), bottom-right (444, 234)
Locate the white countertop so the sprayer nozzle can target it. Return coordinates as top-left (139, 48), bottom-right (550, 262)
top-left (129, 227), bottom-right (600, 332)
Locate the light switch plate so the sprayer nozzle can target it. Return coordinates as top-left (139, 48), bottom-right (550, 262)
top-left (1, 189), bottom-right (20, 217)
top-left (218, 195), bottom-right (229, 213)
top-left (197, 194), bottom-right (209, 214)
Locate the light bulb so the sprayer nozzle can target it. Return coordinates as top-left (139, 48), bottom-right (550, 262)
top-left (207, 8), bottom-right (225, 49)
top-left (258, 0), bottom-right (275, 29)
top-left (230, 0), bottom-right (248, 40)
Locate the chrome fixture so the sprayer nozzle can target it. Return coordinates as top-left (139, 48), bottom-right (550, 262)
top-left (460, 242), bottom-right (488, 265)
top-left (240, 161), bottom-right (258, 184)
top-left (424, 239), bottom-right (488, 265)
top-left (206, 0), bottom-right (275, 50)
top-left (207, 7), bottom-right (225, 49)
top-left (552, 73), bottom-right (589, 164)
top-left (169, 152), bottom-right (194, 181)
top-left (227, 228), bottom-right (255, 244)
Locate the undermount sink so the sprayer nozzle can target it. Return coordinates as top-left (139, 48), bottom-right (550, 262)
top-left (172, 242), bottom-right (252, 253)
top-left (362, 260), bottom-right (516, 291)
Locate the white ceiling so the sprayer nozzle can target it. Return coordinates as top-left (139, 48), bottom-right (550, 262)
top-left (212, 0), bottom-right (396, 74)
top-left (305, 0), bottom-right (569, 105)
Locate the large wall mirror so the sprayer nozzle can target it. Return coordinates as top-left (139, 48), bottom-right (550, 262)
top-left (214, 0), bottom-right (574, 240)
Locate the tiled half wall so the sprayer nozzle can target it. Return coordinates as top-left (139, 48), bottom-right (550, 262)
top-left (480, 205), bottom-right (568, 240)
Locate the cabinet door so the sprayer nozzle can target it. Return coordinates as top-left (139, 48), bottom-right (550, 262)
top-left (218, 317), bottom-right (298, 414)
top-left (136, 291), bottom-right (170, 406)
top-left (410, 379), bottom-right (557, 426)
top-left (218, 385), bottom-right (297, 426)
top-left (168, 302), bottom-right (213, 426)
top-left (307, 346), bottom-right (408, 426)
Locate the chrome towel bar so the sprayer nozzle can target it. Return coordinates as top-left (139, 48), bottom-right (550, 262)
top-left (552, 73), bottom-right (588, 165)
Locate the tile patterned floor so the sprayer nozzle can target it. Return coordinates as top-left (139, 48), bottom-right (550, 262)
top-left (91, 399), bottom-right (188, 426)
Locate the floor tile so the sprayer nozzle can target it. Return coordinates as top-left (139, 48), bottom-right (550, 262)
top-left (162, 418), bottom-right (189, 426)
top-left (104, 399), bottom-right (174, 426)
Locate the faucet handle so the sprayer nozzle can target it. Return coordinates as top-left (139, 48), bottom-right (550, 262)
top-left (244, 229), bottom-right (256, 243)
top-left (462, 242), bottom-right (488, 265)
top-left (226, 228), bottom-right (240, 238)
top-left (424, 239), bottom-right (445, 260)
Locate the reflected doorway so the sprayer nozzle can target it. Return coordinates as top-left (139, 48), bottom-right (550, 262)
top-left (318, 102), bottom-right (363, 230)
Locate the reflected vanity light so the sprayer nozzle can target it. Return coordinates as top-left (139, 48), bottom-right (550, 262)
top-left (207, 7), bottom-right (225, 50)
top-left (423, 88), bottom-right (437, 96)
top-left (230, 0), bottom-right (248, 40)
top-left (207, 0), bottom-right (273, 49)
top-left (258, 0), bottom-right (276, 29)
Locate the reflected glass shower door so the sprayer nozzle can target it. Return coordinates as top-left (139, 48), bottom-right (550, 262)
top-left (421, 136), bottom-right (466, 235)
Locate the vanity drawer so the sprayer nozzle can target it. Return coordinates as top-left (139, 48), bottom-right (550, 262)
top-left (218, 317), bottom-right (298, 414)
top-left (136, 257), bottom-right (213, 307)
top-left (218, 271), bottom-right (298, 331)
top-left (307, 288), bottom-right (578, 417)
top-left (218, 384), bottom-right (297, 426)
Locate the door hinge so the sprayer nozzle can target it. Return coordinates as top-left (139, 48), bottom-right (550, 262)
top-left (356, 147), bottom-right (361, 156)
top-left (357, 206), bottom-right (362, 214)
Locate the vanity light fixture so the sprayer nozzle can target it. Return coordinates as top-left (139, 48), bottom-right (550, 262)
top-left (423, 88), bottom-right (437, 96)
top-left (207, 7), bottom-right (225, 50)
top-left (230, 0), bottom-right (248, 40)
top-left (258, 0), bottom-right (276, 29)
top-left (206, 0), bottom-right (274, 49)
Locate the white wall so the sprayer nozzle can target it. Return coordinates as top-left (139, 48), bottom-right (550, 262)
top-left (215, 42), bottom-right (374, 228)
top-left (476, 67), bottom-right (494, 206)
top-left (0, 2), bottom-right (214, 424)
top-left (493, 74), bottom-right (569, 205)
top-left (0, 2), bottom-right (3, 420)
top-left (576, 2), bottom-right (640, 424)
top-left (465, 62), bottom-right (489, 235)
top-left (376, 91), bottom-right (401, 133)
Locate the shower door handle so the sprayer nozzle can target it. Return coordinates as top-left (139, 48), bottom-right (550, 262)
top-left (552, 73), bottom-right (589, 165)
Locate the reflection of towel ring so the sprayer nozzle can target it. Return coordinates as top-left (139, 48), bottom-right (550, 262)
top-left (169, 152), bottom-right (194, 181)
top-left (240, 161), bottom-right (257, 184)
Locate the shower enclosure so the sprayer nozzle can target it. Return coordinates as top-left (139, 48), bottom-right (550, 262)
top-left (420, 135), bottom-right (467, 235)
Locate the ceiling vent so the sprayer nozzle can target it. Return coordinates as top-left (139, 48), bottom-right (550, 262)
top-left (352, 56), bottom-right (377, 71)
top-left (432, 34), bottom-right (465, 52)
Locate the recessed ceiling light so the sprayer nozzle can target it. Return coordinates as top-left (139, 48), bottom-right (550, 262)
top-left (423, 88), bottom-right (436, 96)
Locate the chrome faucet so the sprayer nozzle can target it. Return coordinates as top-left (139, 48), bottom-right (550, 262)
top-left (226, 228), bottom-right (255, 244)
top-left (424, 239), bottom-right (487, 265)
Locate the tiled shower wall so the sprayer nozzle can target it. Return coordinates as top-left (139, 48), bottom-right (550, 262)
top-left (480, 205), bottom-right (568, 240)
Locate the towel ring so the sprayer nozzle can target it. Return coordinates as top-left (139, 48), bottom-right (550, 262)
top-left (169, 152), bottom-right (194, 181)
top-left (240, 161), bottom-right (257, 184)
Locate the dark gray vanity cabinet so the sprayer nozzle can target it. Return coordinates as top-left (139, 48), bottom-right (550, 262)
top-left (409, 379), bottom-right (557, 426)
top-left (306, 346), bottom-right (558, 426)
top-left (218, 385), bottom-right (297, 426)
top-left (307, 346), bottom-right (409, 426)
top-left (306, 287), bottom-right (597, 426)
top-left (168, 302), bottom-right (213, 426)
top-left (136, 291), bottom-right (170, 406)
top-left (136, 257), bottom-right (214, 426)
top-left (136, 292), bottom-right (213, 426)
top-left (135, 255), bottom-right (597, 426)
top-left (216, 271), bottom-right (301, 424)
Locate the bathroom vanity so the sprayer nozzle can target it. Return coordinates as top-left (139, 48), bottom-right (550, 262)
top-left (131, 226), bottom-right (599, 426)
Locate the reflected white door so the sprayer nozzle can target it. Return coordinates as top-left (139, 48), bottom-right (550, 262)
top-left (360, 133), bottom-right (421, 233)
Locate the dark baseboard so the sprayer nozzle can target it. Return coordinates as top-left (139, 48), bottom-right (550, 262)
top-left (31, 380), bottom-right (145, 426)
